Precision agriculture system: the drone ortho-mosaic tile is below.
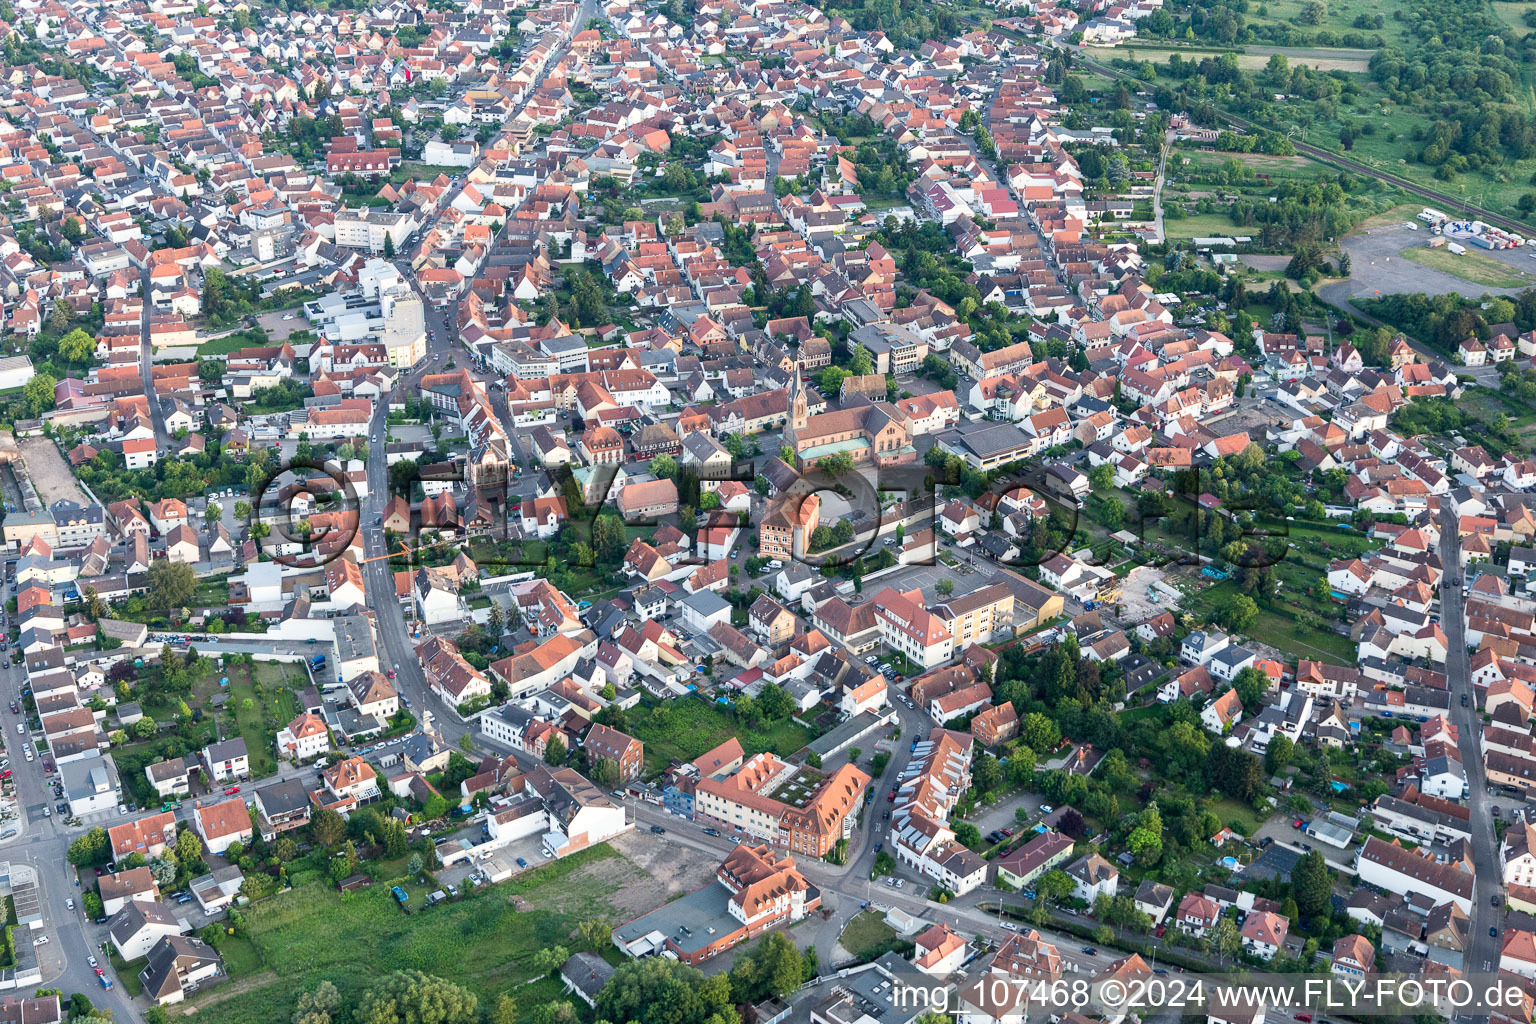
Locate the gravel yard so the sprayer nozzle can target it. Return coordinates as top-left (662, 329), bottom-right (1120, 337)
top-left (17, 436), bottom-right (90, 507)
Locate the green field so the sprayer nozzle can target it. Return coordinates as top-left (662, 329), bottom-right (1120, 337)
top-left (189, 844), bottom-right (625, 1024)
top-left (627, 697), bottom-right (816, 772)
top-left (1090, 44), bottom-right (1371, 73)
top-left (1160, 212), bottom-right (1247, 240)
top-left (227, 662), bottom-right (303, 778)
top-left (839, 911), bottom-right (898, 959)
top-left (197, 327), bottom-right (272, 357)
top-left (1495, 0), bottom-right (1536, 36)
top-left (1189, 580), bottom-right (1356, 664)
top-left (1401, 245), bottom-right (1536, 289)
top-left (1229, 0), bottom-right (1417, 48)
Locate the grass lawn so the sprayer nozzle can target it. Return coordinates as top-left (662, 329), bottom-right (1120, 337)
top-left (217, 934), bottom-right (263, 979)
top-left (1188, 581), bottom-right (1355, 665)
top-left (224, 662), bottom-right (303, 778)
top-left (627, 697), bottom-right (815, 773)
top-left (1496, 0), bottom-right (1536, 36)
top-left (1090, 44), bottom-right (1371, 72)
top-left (1401, 245), bottom-right (1536, 289)
top-left (839, 911), bottom-right (898, 959)
top-left (1161, 212), bottom-right (1245, 240)
top-left (198, 333), bottom-right (265, 356)
top-left (1210, 797), bottom-right (1267, 835)
top-left (389, 163), bottom-right (466, 184)
top-left (187, 845), bottom-right (624, 1024)
top-left (107, 948), bottom-right (145, 996)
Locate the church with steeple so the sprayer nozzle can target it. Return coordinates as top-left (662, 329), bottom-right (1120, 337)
top-left (782, 371), bottom-right (916, 471)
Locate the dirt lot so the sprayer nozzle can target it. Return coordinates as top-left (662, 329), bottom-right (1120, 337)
top-left (17, 436), bottom-right (89, 507)
top-left (566, 831), bottom-right (720, 919)
top-left (1118, 565), bottom-right (1177, 623)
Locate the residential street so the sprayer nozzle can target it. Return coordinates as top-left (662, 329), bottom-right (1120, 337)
top-left (1438, 502), bottom-right (1499, 994)
top-left (0, 654), bottom-right (138, 1019)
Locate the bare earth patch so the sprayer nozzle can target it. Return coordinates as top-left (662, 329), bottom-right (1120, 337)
top-left (17, 436), bottom-right (90, 507)
top-left (604, 831), bottom-right (722, 917)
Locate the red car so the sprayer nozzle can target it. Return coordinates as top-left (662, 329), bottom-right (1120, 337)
top-left (0, 770), bottom-right (12, 780)
top-left (386, 670), bottom-right (396, 679)
top-left (224, 786), bottom-right (240, 795)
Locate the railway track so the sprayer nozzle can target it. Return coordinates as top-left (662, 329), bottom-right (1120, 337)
top-left (1069, 47), bottom-right (1536, 238)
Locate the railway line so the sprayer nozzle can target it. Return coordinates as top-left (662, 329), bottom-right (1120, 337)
top-left (1066, 45), bottom-right (1536, 239)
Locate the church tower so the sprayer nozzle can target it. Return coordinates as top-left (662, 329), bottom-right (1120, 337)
top-left (786, 370), bottom-right (808, 451)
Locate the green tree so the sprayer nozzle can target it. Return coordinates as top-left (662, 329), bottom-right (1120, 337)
top-left (146, 558), bottom-right (196, 614)
top-left (311, 807), bottom-right (346, 848)
top-left (66, 827), bottom-right (111, 867)
top-left (354, 971), bottom-right (477, 1024)
top-left (544, 735), bottom-right (567, 765)
top-left (729, 931), bottom-right (805, 1003)
top-left (174, 828), bottom-right (205, 874)
top-left (596, 957), bottom-right (737, 1024)
top-left (1291, 849), bottom-right (1332, 920)
top-left (1088, 462), bottom-right (1114, 490)
top-left (487, 994), bottom-right (517, 1024)
top-left (20, 373), bottom-right (56, 417)
top-left (58, 328), bottom-right (95, 363)
top-left (1034, 868), bottom-right (1074, 908)
top-left (1264, 735), bottom-right (1294, 773)
top-left (1020, 712), bottom-right (1060, 752)
top-left (1218, 594), bottom-right (1259, 634)
top-left (1231, 666), bottom-right (1270, 713)
top-left (383, 233), bottom-right (395, 259)
top-left (816, 451), bottom-right (854, 478)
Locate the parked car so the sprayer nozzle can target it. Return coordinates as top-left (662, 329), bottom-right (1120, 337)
top-left (516, 858), bottom-right (527, 868)
top-left (649, 825), bottom-right (666, 835)
top-left (702, 827), bottom-right (721, 837)
top-left (224, 786), bottom-right (240, 795)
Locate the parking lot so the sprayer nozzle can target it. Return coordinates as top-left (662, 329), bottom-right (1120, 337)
top-left (1339, 223), bottom-right (1536, 301)
top-left (871, 561), bottom-right (997, 605)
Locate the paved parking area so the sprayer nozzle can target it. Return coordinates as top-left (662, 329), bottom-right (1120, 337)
top-left (1341, 225), bottom-right (1536, 301)
top-left (872, 561), bottom-right (996, 605)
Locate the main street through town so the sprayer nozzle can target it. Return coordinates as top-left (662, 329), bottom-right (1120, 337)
top-left (1438, 503), bottom-right (1499, 1009)
top-left (0, 652), bottom-right (138, 1019)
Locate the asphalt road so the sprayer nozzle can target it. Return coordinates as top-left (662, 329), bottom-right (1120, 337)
top-left (1438, 504), bottom-right (1499, 997)
top-left (0, 654), bottom-right (138, 1018)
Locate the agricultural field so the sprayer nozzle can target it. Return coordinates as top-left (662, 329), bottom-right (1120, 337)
top-left (1090, 43), bottom-right (1371, 72)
